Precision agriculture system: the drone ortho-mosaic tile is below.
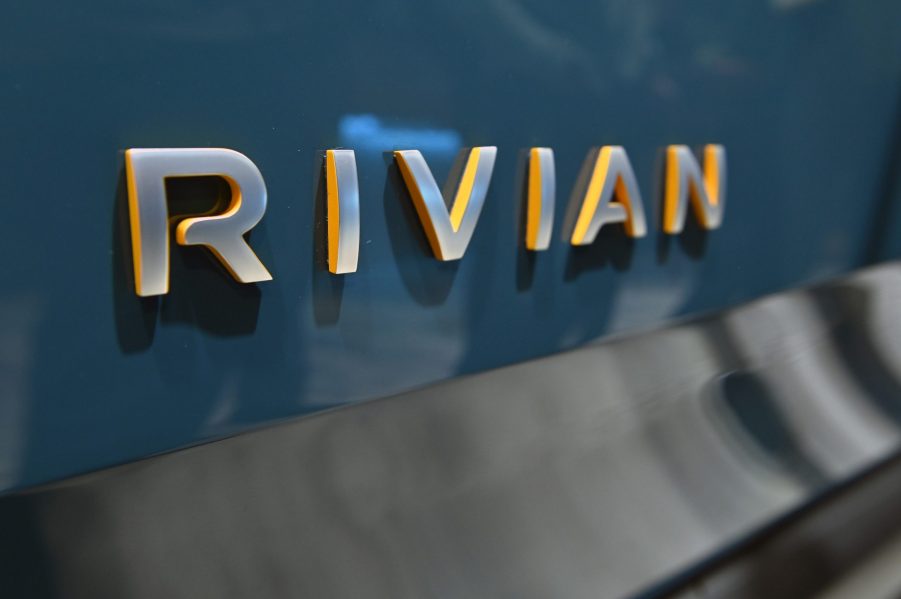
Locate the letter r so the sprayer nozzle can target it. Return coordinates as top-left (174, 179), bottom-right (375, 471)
top-left (125, 148), bottom-right (273, 297)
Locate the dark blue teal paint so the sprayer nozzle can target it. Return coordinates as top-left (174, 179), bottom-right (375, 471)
top-left (1, 0), bottom-right (900, 492)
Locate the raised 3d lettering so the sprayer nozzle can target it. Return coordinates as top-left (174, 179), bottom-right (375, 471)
top-left (325, 149), bottom-right (360, 274)
top-left (662, 144), bottom-right (727, 234)
top-left (394, 147), bottom-right (497, 261)
top-left (122, 143), bottom-right (726, 296)
top-left (125, 148), bottom-right (272, 297)
top-left (570, 146), bottom-right (647, 245)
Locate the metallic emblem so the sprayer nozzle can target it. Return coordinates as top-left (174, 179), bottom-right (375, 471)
top-left (325, 149), bottom-right (360, 274)
top-left (570, 146), bottom-right (647, 245)
top-left (526, 148), bottom-right (555, 251)
top-left (393, 147), bottom-right (497, 261)
top-left (125, 148), bottom-right (272, 297)
top-left (122, 143), bottom-right (726, 296)
top-left (663, 144), bottom-right (727, 233)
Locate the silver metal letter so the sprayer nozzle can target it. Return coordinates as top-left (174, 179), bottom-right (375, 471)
top-left (125, 147), bottom-right (272, 297)
top-left (526, 148), bottom-right (555, 251)
top-left (569, 146), bottom-right (647, 245)
top-left (325, 149), bottom-right (360, 274)
top-left (393, 147), bottom-right (497, 261)
top-left (663, 144), bottom-right (727, 234)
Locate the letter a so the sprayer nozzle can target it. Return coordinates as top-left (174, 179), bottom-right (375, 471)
top-left (570, 146), bottom-right (647, 245)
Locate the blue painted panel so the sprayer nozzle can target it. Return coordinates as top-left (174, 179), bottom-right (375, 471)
top-left (0, 0), bottom-right (900, 491)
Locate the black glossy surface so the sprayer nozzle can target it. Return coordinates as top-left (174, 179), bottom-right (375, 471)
top-left (3, 262), bottom-right (901, 598)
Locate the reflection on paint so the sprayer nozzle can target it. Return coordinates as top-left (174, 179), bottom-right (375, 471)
top-left (338, 114), bottom-right (462, 156)
top-left (0, 296), bottom-right (40, 489)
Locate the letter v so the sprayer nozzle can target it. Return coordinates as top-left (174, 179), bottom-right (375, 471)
top-left (394, 147), bottom-right (497, 261)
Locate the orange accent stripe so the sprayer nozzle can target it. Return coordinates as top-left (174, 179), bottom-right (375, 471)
top-left (663, 146), bottom-right (680, 234)
top-left (571, 148), bottom-right (611, 244)
top-left (526, 148), bottom-right (543, 249)
top-left (449, 148), bottom-right (481, 232)
top-left (326, 150), bottom-right (341, 273)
